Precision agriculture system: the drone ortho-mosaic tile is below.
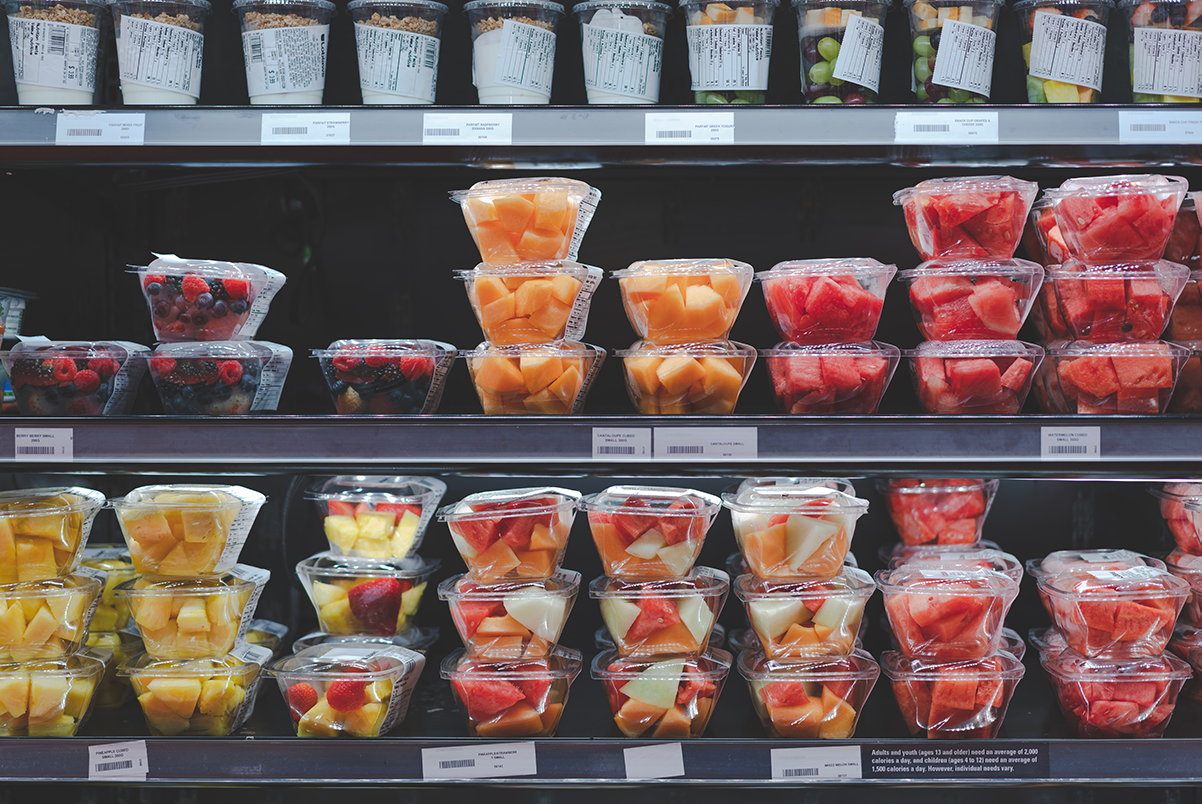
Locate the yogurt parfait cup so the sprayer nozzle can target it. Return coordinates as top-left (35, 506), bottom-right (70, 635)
top-left (574, 0), bottom-right (671, 103)
top-left (233, 0), bottom-right (335, 104)
top-left (111, 0), bottom-right (211, 104)
top-left (465, 0), bottom-right (564, 104)
top-left (349, 0), bottom-right (448, 104)
top-left (5, 0), bottom-right (104, 104)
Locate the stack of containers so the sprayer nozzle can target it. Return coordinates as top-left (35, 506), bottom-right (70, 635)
top-left (1151, 482), bottom-right (1202, 699)
top-left (1038, 175), bottom-right (1193, 415)
top-left (1028, 548), bottom-right (1192, 738)
top-left (109, 484), bottom-right (274, 736)
top-left (582, 485), bottom-right (733, 738)
top-left (1166, 196), bottom-right (1202, 412)
top-left (892, 176), bottom-right (1046, 415)
top-left (449, 177), bottom-right (606, 415)
top-left (723, 481), bottom-right (880, 739)
top-left (79, 545), bottom-right (143, 710)
top-left (0, 486), bottom-right (108, 736)
top-left (437, 487), bottom-right (583, 737)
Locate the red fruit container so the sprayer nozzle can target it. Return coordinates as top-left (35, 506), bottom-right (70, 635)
top-left (887, 547), bottom-right (1022, 585)
top-left (1045, 260), bottom-right (1190, 343)
top-left (0, 340), bottom-right (149, 417)
top-left (1026, 549), bottom-right (1166, 618)
top-left (592, 648), bottom-right (732, 738)
top-left (590, 569), bottom-right (729, 658)
top-left (134, 257), bottom-right (285, 343)
top-left (897, 260), bottom-right (1044, 340)
top-left (442, 646), bottom-right (582, 737)
top-left (1167, 622), bottom-right (1202, 702)
top-left (893, 176), bottom-right (1040, 261)
top-left (738, 649), bottom-right (880, 739)
top-left (734, 568), bottom-right (875, 659)
top-left (1032, 281), bottom-right (1073, 343)
top-left (878, 539), bottom-right (1004, 566)
top-left (1164, 550), bottom-right (1202, 626)
top-left (1151, 483), bottom-right (1202, 555)
top-left (882, 650), bottom-right (1025, 739)
top-left (881, 617), bottom-right (1025, 660)
top-left (1041, 649), bottom-right (1191, 738)
top-left (1167, 269), bottom-right (1202, 340)
top-left (1047, 339), bottom-right (1191, 414)
top-left (1165, 197), bottom-right (1202, 271)
top-left (1166, 340), bottom-right (1202, 413)
top-left (1026, 198), bottom-right (1071, 266)
top-left (762, 341), bottom-right (900, 415)
top-left (906, 340), bottom-right (1045, 414)
top-left (755, 259), bottom-right (896, 344)
top-left (876, 567), bottom-right (1020, 660)
top-left (877, 478), bottom-right (1000, 547)
top-left (1044, 174), bottom-right (1188, 264)
top-left (439, 570), bottom-right (580, 660)
top-left (146, 341), bottom-right (290, 416)
top-left (313, 339), bottom-right (456, 415)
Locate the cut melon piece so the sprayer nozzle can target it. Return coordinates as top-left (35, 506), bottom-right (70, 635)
top-left (677, 595), bottom-right (714, 644)
top-left (701, 356), bottom-right (744, 401)
top-left (812, 597), bottom-right (854, 631)
top-left (656, 541), bottom-right (697, 576)
top-left (28, 675), bottom-right (69, 722)
top-left (600, 597), bottom-right (642, 641)
top-left (657, 356), bottom-right (707, 395)
top-left (504, 589), bottom-right (567, 641)
top-left (0, 675), bottom-right (29, 717)
top-left (474, 357), bottom-right (526, 394)
top-left (620, 659), bottom-right (685, 709)
top-left (493, 194), bottom-right (535, 233)
top-left (684, 284), bottom-right (725, 330)
top-left (749, 599), bottom-right (811, 641)
top-left (22, 607), bottom-right (59, 646)
top-left (785, 514), bottom-right (840, 570)
top-left (520, 355), bottom-right (564, 394)
top-left (626, 528), bottom-right (668, 559)
top-left (475, 276), bottom-right (511, 307)
top-left (625, 356), bottom-right (663, 393)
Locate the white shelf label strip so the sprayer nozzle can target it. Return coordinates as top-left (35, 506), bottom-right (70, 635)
top-left (894, 111), bottom-right (998, 144)
top-left (421, 742), bottom-right (537, 779)
top-left (14, 428), bottom-right (73, 461)
top-left (771, 745), bottom-right (863, 780)
top-left (593, 427), bottom-right (652, 459)
top-left (261, 113), bottom-right (351, 144)
top-left (645, 111), bottom-right (734, 143)
top-left (88, 741), bottom-right (148, 780)
top-left (1040, 426), bottom-right (1101, 460)
top-left (56, 112), bottom-right (145, 145)
top-left (624, 743), bottom-right (685, 779)
top-left (422, 112), bottom-right (513, 144)
top-left (1118, 110), bottom-right (1202, 143)
top-left (653, 427), bottom-right (757, 459)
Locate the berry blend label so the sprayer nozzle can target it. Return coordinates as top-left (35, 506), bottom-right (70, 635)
top-left (1133, 27), bottom-right (1202, 98)
top-left (931, 18), bottom-right (996, 96)
top-left (1028, 11), bottom-right (1106, 92)
top-left (686, 24), bottom-right (772, 90)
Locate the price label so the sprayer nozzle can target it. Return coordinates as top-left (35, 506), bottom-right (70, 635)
top-left (260, 113), bottom-right (350, 144)
top-left (422, 112), bottom-right (513, 144)
top-left (88, 741), bottom-right (148, 780)
top-left (894, 111), bottom-right (999, 143)
top-left (771, 746), bottom-right (862, 780)
top-left (592, 428), bottom-right (652, 459)
top-left (653, 427), bottom-right (757, 460)
top-left (624, 743), bottom-right (685, 779)
top-left (421, 742), bottom-right (537, 779)
top-left (645, 111), bottom-right (734, 143)
top-left (1133, 27), bottom-right (1202, 98)
top-left (1040, 426), bottom-right (1100, 460)
top-left (1119, 110), bottom-right (1202, 142)
top-left (56, 112), bottom-right (145, 145)
top-left (14, 428), bottom-right (73, 461)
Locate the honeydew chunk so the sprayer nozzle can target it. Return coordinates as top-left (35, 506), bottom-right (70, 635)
top-left (657, 542), bottom-right (697, 576)
top-left (28, 675), bottom-right (69, 722)
top-left (813, 597), bottom-right (853, 631)
top-left (177, 597), bottom-right (211, 633)
top-left (600, 597), bottom-right (642, 641)
top-left (626, 528), bottom-right (668, 559)
top-left (620, 660), bottom-right (685, 709)
top-left (0, 675), bottom-right (29, 717)
top-left (311, 581), bottom-right (349, 608)
top-left (749, 599), bottom-right (811, 640)
top-left (504, 589), bottom-right (567, 641)
top-left (678, 595), bottom-right (714, 643)
top-left (324, 515), bottom-right (360, 551)
top-left (785, 514), bottom-right (840, 570)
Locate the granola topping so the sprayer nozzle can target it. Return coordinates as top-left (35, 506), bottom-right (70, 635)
top-left (129, 11), bottom-right (201, 30)
top-left (15, 3), bottom-right (95, 25)
top-left (362, 11), bottom-right (437, 33)
top-left (242, 10), bottom-right (319, 28)
top-left (475, 14), bottom-right (553, 33)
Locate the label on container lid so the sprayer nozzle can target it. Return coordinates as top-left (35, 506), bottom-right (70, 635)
top-left (9, 16), bottom-right (98, 93)
top-left (494, 19), bottom-right (556, 96)
top-left (251, 341), bottom-right (293, 412)
top-left (354, 23), bottom-right (439, 103)
top-left (1133, 27), bottom-right (1202, 98)
top-left (117, 15), bottom-right (204, 99)
top-left (1088, 566), bottom-right (1163, 582)
top-left (581, 23), bottom-right (663, 102)
top-left (562, 266), bottom-right (604, 343)
top-left (1027, 11), bottom-right (1106, 92)
top-left (685, 24), bottom-right (772, 91)
top-left (229, 642), bottom-right (273, 666)
top-left (1080, 551), bottom-right (1130, 563)
top-left (241, 24), bottom-right (329, 98)
top-left (830, 14), bottom-right (884, 93)
top-left (931, 18), bottom-right (996, 96)
top-left (229, 563), bottom-right (271, 644)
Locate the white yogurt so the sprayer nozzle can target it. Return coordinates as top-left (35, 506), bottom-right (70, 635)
top-left (121, 85), bottom-right (198, 104)
top-left (15, 85), bottom-right (93, 104)
top-left (472, 26), bottom-right (550, 104)
top-left (249, 89), bottom-right (324, 103)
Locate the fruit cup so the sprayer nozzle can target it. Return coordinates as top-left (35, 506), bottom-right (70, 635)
top-left (1047, 339), bottom-right (1190, 414)
top-left (1041, 649), bottom-right (1191, 737)
top-left (315, 339), bottom-right (455, 415)
top-left (307, 475), bottom-right (447, 561)
top-left (573, 0), bottom-right (672, 104)
top-left (618, 339), bottom-right (757, 414)
top-left (267, 643), bottom-right (425, 737)
top-left (0, 652), bottom-right (105, 736)
top-left (1045, 260), bottom-right (1190, 342)
top-left (451, 178), bottom-right (599, 264)
top-left (596, 623), bottom-right (727, 650)
top-left (146, 340), bottom-right (291, 415)
top-left (905, 0), bottom-right (1004, 102)
top-left (613, 258), bottom-right (754, 343)
top-left (1164, 550), bottom-right (1202, 625)
top-left (593, 648), bottom-right (732, 737)
top-left (1015, 0), bottom-right (1111, 103)
top-left (907, 340), bottom-right (1045, 414)
top-left (85, 630), bottom-right (143, 709)
top-left (877, 567), bottom-right (1020, 660)
top-left (245, 619), bottom-right (289, 659)
top-left (1167, 340), bottom-right (1202, 413)
top-left (464, 341), bottom-right (604, 415)
top-left (888, 548), bottom-right (1023, 586)
top-left (296, 553), bottom-right (439, 636)
top-left (763, 341), bottom-right (901, 415)
top-left (1027, 549), bottom-right (1166, 617)
top-left (681, 0), bottom-right (778, 104)
top-left (1168, 622), bottom-right (1202, 700)
top-left (0, 574), bottom-right (102, 661)
top-left (441, 570), bottom-right (580, 660)
top-left (292, 625), bottom-right (441, 654)
top-left (438, 487), bottom-right (579, 581)
top-left (5, 0), bottom-right (104, 104)
top-left (757, 258), bottom-right (895, 344)
top-left (1168, 267), bottom-right (1202, 340)
top-left (1028, 197), bottom-right (1072, 266)
top-left (348, 0), bottom-right (448, 104)
top-left (1045, 174), bottom-right (1188, 263)
top-left (580, 485), bottom-right (722, 578)
top-left (1166, 198), bottom-right (1202, 272)
top-left (457, 262), bottom-right (603, 345)
top-left (233, 0), bottom-right (334, 104)
top-left (135, 257), bottom-right (285, 343)
top-left (895, 177), bottom-right (1040, 261)
top-left (735, 568), bottom-right (875, 659)
top-left (879, 537), bottom-right (1003, 565)
top-left (877, 478), bottom-right (999, 547)
top-left (897, 259), bottom-right (1045, 340)
top-left (1120, 0), bottom-right (1202, 103)
top-left (1152, 483), bottom-right (1202, 554)
top-left (739, 648), bottom-right (880, 738)
top-left (882, 650), bottom-right (1025, 739)
top-left (111, 484), bottom-right (266, 576)
top-left (591, 569), bottom-right (729, 658)
top-left (0, 340), bottom-right (149, 416)
top-left (0, 487), bottom-right (105, 583)
top-left (794, 0), bottom-right (888, 103)
top-left (80, 546), bottom-right (137, 631)
top-left (465, 0), bottom-right (565, 104)
top-left (110, 0), bottom-right (210, 105)
top-left (442, 646), bottom-right (581, 737)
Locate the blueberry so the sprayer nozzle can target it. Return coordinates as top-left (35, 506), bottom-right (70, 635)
top-left (330, 380), bottom-right (348, 394)
top-left (176, 297), bottom-right (190, 310)
top-left (357, 384), bottom-right (376, 399)
top-left (181, 386), bottom-right (195, 401)
top-left (147, 282), bottom-right (162, 296)
top-left (96, 381), bottom-right (108, 396)
top-left (170, 395), bottom-right (185, 412)
top-left (44, 387), bottom-right (59, 402)
top-left (212, 300), bottom-right (228, 318)
top-left (241, 374), bottom-right (259, 392)
top-left (60, 384), bottom-right (77, 398)
top-left (211, 384), bottom-right (233, 400)
top-left (177, 313), bottom-right (191, 324)
top-left (153, 304), bottom-right (169, 318)
top-left (196, 292), bottom-right (214, 309)
top-left (192, 313), bottom-right (207, 326)
top-left (1171, 6), bottom-right (1186, 24)
top-left (230, 300), bottom-right (248, 315)
top-left (387, 389), bottom-right (407, 406)
top-left (1153, 4), bottom-right (1170, 20)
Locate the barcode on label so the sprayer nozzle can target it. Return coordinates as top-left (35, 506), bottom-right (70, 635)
top-left (49, 27), bottom-right (66, 55)
top-left (423, 41), bottom-right (437, 69)
top-left (656, 130), bottom-right (692, 138)
top-left (66, 129), bottom-right (103, 137)
top-left (250, 33), bottom-right (264, 62)
top-left (1046, 445), bottom-right (1088, 454)
top-left (1131, 123), bottom-right (1167, 131)
top-left (596, 446), bottom-right (636, 455)
top-left (913, 124), bottom-right (950, 132)
top-left (667, 445), bottom-right (705, 454)
top-left (439, 759), bottom-right (476, 769)
top-left (782, 768), bottom-right (819, 777)
top-left (272, 127), bottom-right (308, 135)
top-left (96, 761), bottom-right (133, 772)
top-left (17, 447), bottom-right (56, 455)
top-left (424, 128), bottom-right (459, 136)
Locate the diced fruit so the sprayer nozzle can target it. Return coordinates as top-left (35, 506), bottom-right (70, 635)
top-left (619, 265), bottom-right (749, 343)
top-left (459, 188), bottom-right (581, 265)
top-left (881, 479), bottom-right (992, 546)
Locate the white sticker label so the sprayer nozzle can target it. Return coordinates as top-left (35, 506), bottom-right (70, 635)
top-left (251, 341), bottom-right (292, 411)
top-left (894, 110), bottom-right (999, 143)
top-left (1090, 566), bottom-right (1161, 581)
top-left (1119, 110), bottom-right (1202, 142)
top-left (624, 743), bottom-right (685, 779)
top-left (14, 428), bottom-right (73, 461)
top-left (354, 24), bottom-right (439, 103)
top-left (211, 486), bottom-right (268, 571)
top-left (55, 112), bottom-right (145, 144)
top-left (422, 742), bottom-right (538, 779)
top-left (830, 14), bottom-right (884, 93)
top-left (771, 746), bottom-right (863, 780)
top-left (1040, 426), bottom-right (1101, 460)
top-left (8, 17), bottom-right (97, 92)
top-left (495, 20), bottom-right (557, 95)
top-left (931, 18), bottom-right (996, 96)
top-left (261, 112), bottom-right (350, 143)
top-left (88, 741), bottom-right (148, 780)
top-left (581, 24), bottom-right (663, 102)
top-left (654, 427), bottom-right (757, 460)
top-left (1028, 11), bottom-right (1106, 92)
top-left (592, 427), bottom-right (652, 459)
top-left (1134, 27), bottom-right (1202, 98)
top-left (117, 16), bottom-right (204, 98)
top-left (1081, 551), bottom-right (1129, 563)
top-left (422, 112), bottom-right (513, 143)
top-left (241, 24), bottom-right (329, 97)
top-left (229, 563), bottom-right (271, 643)
top-left (685, 24), bottom-right (772, 90)
top-left (645, 111), bottom-right (735, 143)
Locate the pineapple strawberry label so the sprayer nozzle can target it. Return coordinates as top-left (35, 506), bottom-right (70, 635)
top-left (229, 564), bottom-right (271, 643)
top-left (930, 18), bottom-right (996, 95)
top-left (1133, 27), bottom-right (1202, 98)
top-left (1027, 12), bottom-right (1106, 91)
top-left (830, 14), bottom-right (884, 93)
top-left (116, 15), bottom-right (205, 100)
top-left (581, 23), bottom-right (663, 102)
top-left (354, 24), bottom-right (439, 103)
top-left (685, 24), bottom-right (773, 89)
top-left (241, 24), bottom-right (329, 98)
top-left (7, 15), bottom-right (98, 93)
top-left (495, 20), bottom-right (557, 95)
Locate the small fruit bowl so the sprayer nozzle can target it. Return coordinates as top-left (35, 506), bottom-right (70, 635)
top-left (756, 259), bottom-right (896, 344)
top-left (877, 478), bottom-right (1000, 547)
top-left (81, 546), bottom-right (137, 631)
top-left (442, 646), bottom-right (582, 737)
top-left (291, 626), bottom-right (441, 655)
top-left (314, 339), bottom-right (455, 415)
top-left (457, 262), bottom-right (602, 345)
top-left (894, 176), bottom-right (1040, 261)
top-left (146, 341), bottom-right (288, 415)
top-left (1164, 550), bottom-right (1202, 626)
top-left (440, 570), bottom-right (580, 660)
top-left (887, 547), bottom-right (1023, 585)
top-left (906, 340), bottom-right (1044, 414)
top-left (1045, 261), bottom-right (1190, 343)
top-left (1044, 174), bottom-right (1188, 263)
top-left (266, 643), bottom-right (425, 738)
top-left (1152, 482), bottom-right (1202, 555)
top-left (134, 257), bottom-right (285, 342)
top-left (580, 485), bottom-right (722, 579)
top-left (1168, 268), bottom-right (1202, 340)
top-left (85, 630), bottom-right (144, 709)
top-left (590, 569), bottom-right (729, 658)
top-left (763, 341), bottom-right (901, 415)
top-left (897, 259), bottom-right (1044, 340)
top-left (116, 570), bottom-right (265, 659)
top-left (451, 178), bottom-right (600, 266)
top-left (734, 568), bottom-right (874, 659)
top-left (0, 652), bottom-right (105, 736)
top-left (438, 487), bottom-right (579, 581)
top-left (738, 648), bottom-right (879, 738)
top-left (1048, 339), bottom-right (1191, 414)
top-left (0, 486), bottom-right (106, 583)
top-left (1167, 340), bottom-right (1202, 413)
top-left (613, 259), bottom-right (754, 344)
top-left (0, 574), bottom-right (102, 661)
top-left (1026, 549), bottom-right (1166, 618)
top-left (877, 567), bottom-right (1019, 660)
top-left (596, 624), bottom-right (727, 651)
top-left (882, 650), bottom-right (1025, 739)
top-left (296, 553), bottom-right (439, 637)
top-left (593, 648), bottom-right (732, 738)
top-left (618, 339), bottom-right (757, 415)
top-left (463, 341), bottom-right (603, 415)
top-left (0, 340), bottom-right (148, 416)
top-left (307, 475), bottom-right (447, 561)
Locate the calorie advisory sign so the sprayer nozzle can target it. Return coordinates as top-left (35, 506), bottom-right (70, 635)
top-left (863, 743), bottom-right (1049, 780)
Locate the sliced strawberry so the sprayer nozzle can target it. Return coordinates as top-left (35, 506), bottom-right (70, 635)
top-left (286, 682), bottom-right (318, 721)
top-left (376, 503), bottom-right (421, 524)
top-left (327, 500), bottom-right (356, 517)
top-left (326, 679), bottom-right (369, 712)
top-left (347, 578), bottom-right (403, 636)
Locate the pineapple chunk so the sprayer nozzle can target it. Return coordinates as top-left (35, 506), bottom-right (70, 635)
top-left (355, 511), bottom-right (395, 542)
top-left (64, 678), bottom-right (95, 719)
top-left (22, 607), bottom-right (60, 646)
top-left (147, 678), bottom-right (202, 719)
top-left (297, 699), bottom-right (343, 737)
top-left (324, 515), bottom-right (360, 551)
top-left (0, 603), bottom-right (26, 646)
top-left (389, 510), bottom-right (420, 558)
top-left (0, 675), bottom-right (29, 717)
top-left (199, 677), bottom-right (239, 717)
top-left (343, 702), bottom-right (385, 737)
top-left (311, 581), bottom-right (349, 608)
top-left (138, 692), bottom-right (191, 735)
top-left (176, 597), bottom-right (211, 633)
top-left (27, 714), bottom-right (78, 736)
top-left (320, 598), bottom-right (358, 633)
top-left (28, 675), bottom-right (69, 722)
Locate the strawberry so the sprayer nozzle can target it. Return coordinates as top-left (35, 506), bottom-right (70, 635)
top-left (353, 502), bottom-right (372, 518)
top-left (364, 346), bottom-right (393, 368)
top-left (223, 278), bottom-right (249, 299)
top-left (73, 369), bottom-right (100, 395)
top-left (286, 682), bottom-right (318, 721)
top-left (399, 355), bottom-right (435, 380)
top-left (347, 578), bottom-right (403, 635)
top-left (88, 357), bottom-right (119, 377)
top-left (143, 274), bottom-right (166, 289)
top-left (328, 500), bottom-right (356, 517)
top-left (52, 358), bottom-right (77, 383)
top-left (376, 503), bottom-right (420, 524)
top-left (218, 360), bottom-right (243, 385)
top-left (149, 356), bottom-right (177, 376)
top-left (326, 679), bottom-right (369, 712)
top-left (181, 275), bottom-right (209, 302)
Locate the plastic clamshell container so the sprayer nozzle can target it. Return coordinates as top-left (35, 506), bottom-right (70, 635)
top-left (763, 341), bottom-right (901, 415)
top-left (135, 258), bottom-right (284, 342)
top-left (0, 651), bottom-right (106, 736)
top-left (896, 259), bottom-right (1045, 340)
top-left (85, 630), bottom-right (143, 709)
top-left (1014, 0), bottom-right (1112, 104)
top-left (734, 568), bottom-right (874, 659)
top-left (888, 547), bottom-right (1023, 585)
top-left (266, 643), bottom-right (425, 738)
top-left (1000, 627), bottom-right (1027, 661)
top-left (1041, 649), bottom-right (1191, 738)
top-left (580, 485), bottom-right (722, 578)
top-left (451, 178), bottom-right (599, 265)
top-left (1168, 623), bottom-right (1202, 701)
top-left (306, 475), bottom-right (447, 561)
top-left (681, 0), bottom-right (779, 105)
top-left (876, 478), bottom-right (1000, 547)
top-left (1152, 482), bottom-right (1202, 555)
top-left (590, 568), bottom-right (729, 658)
top-left (146, 340), bottom-right (284, 415)
top-left (110, 484), bottom-right (265, 577)
top-left (1044, 260), bottom-right (1190, 342)
top-left (1029, 625), bottom-right (1069, 657)
top-left (296, 552), bottom-right (439, 637)
top-left (440, 570), bottom-right (580, 660)
top-left (876, 567), bottom-right (1020, 660)
top-left (727, 548), bottom-right (860, 582)
top-left (456, 262), bottom-right (602, 345)
top-left (882, 650), bottom-right (1025, 739)
top-left (894, 177), bottom-right (1040, 260)
top-left (1164, 550), bottom-right (1202, 626)
top-left (243, 619), bottom-right (289, 658)
top-left (735, 476), bottom-right (857, 497)
top-left (442, 646), bottom-right (581, 737)
top-left (617, 339), bottom-right (757, 415)
top-left (1026, 548), bottom-right (1166, 617)
top-left (738, 648), bottom-right (880, 738)
top-left (906, 339), bottom-right (1045, 414)
top-left (0, 487), bottom-right (106, 583)
top-left (314, 339), bottom-right (455, 415)
top-left (1167, 339), bottom-right (1202, 413)
top-left (116, 573), bottom-right (260, 660)
top-left (613, 259), bottom-right (754, 343)
top-left (0, 574), bottom-right (102, 661)
top-left (1044, 174), bottom-right (1188, 263)
top-left (880, 538), bottom-right (1004, 565)
top-left (292, 626), bottom-right (441, 655)
top-left (597, 623), bottom-right (726, 650)
top-left (592, 647), bottom-right (732, 738)
top-left (723, 485), bottom-right (868, 579)
top-left (463, 341), bottom-right (604, 415)
top-left (80, 546), bottom-right (137, 631)
top-left (1047, 339), bottom-right (1190, 414)
top-left (794, 0), bottom-right (889, 104)
top-left (438, 487), bottom-right (579, 581)
top-left (1168, 266), bottom-right (1202, 340)
top-left (1, 340), bottom-right (148, 416)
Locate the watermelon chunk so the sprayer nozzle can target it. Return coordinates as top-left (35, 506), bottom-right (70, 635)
top-left (454, 599), bottom-right (504, 639)
top-left (625, 595), bottom-right (682, 643)
top-left (760, 680), bottom-right (809, 708)
top-left (453, 678), bottom-right (526, 720)
top-left (947, 359), bottom-right (1003, 397)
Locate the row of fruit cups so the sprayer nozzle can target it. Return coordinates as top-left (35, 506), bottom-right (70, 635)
top-left (1152, 482), bottom-right (1202, 704)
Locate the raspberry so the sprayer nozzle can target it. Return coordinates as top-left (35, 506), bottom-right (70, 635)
top-left (333, 353), bottom-right (361, 371)
top-left (88, 357), bottom-right (118, 377)
top-left (149, 356), bottom-right (177, 376)
top-left (73, 369), bottom-right (100, 395)
top-left (364, 346), bottom-right (392, 368)
top-left (52, 358), bottom-right (77, 383)
top-left (223, 278), bottom-right (249, 299)
top-left (218, 360), bottom-right (243, 385)
top-left (326, 679), bottom-right (369, 712)
top-left (143, 274), bottom-right (165, 289)
top-left (286, 683), bottom-right (318, 721)
top-left (399, 355), bottom-right (435, 380)
top-left (181, 275), bottom-right (209, 302)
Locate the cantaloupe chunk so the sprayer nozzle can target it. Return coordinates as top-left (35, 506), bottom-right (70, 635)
top-left (517, 229), bottom-right (567, 261)
top-left (493, 194), bottom-right (535, 233)
top-left (533, 192), bottom-right (570, 231)
top-left (706, 2), bottom-right (736, 21)
top-left (0, 604), bottom-right (25, 646)
top-left (473, 220), bottom-right (520, 263)
top-left (634, 621), bottom-right (699, 653)
top-left (548, 366), bottom-right (583, 408)
top-left (770, 698), bottom-right (825, 737)
top-left (463, 197), bottom-right (495, 226)
top-left (524, 389), bottom-right (569, 414)
top-left (475, 276), bottom-right (511, 307)
top-left (614, 697), bottom-right (669, 736)
top-left (622, 275), bottom-right (668, 303)
top-left (475, 701), bottom-right (544, 737)
top-left (652, 704), bottom-right (694, 738)
top-left (701, 356), bottom-right (743, 402)
top-left (474, 357), bottom-right (526, 394)
top-left (477, 614), bottom-right (532, 638)
top-left (529, 523), bottom-right (559, 552)
top-left (517, 549), bottom-right (557, 577)
top-left (22, 607), bottom-right (59, 646)
top-left (625, 356), bottom-right (663, 393)
top-left (474, 540), bottom-right (523, 578)
top-left (645, 284), bottom-right (686, 332)
top-left (528, 298), bottom-right (573, 336)
top-left (684, 284), bottom-right (725, 331)
top-left (515, 279), bottom-right (555, 318)
top-left (481, 292), bottom-right (517, 328)
top-left (657, 357), bottom-right (707, 396)
top-left (16, 540), bottom-right (55, 582)
top-left (520, 355), bottom-right (564, 394)
top-left (742, 524), bottom-right (788, 574)
top-left (549, 275), bottom-right (582, 304)
top-left (817, 696), bottom-right (857, 738)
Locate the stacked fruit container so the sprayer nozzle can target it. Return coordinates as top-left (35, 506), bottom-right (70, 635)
top-left (79, 545), bottom-right (144, 711)
top-left (449, 177), bottom-right (606, 415)
top-left (892, 175), bottom-right (1045, 414)
top-left (1151, 482), bottom-right (1202, 701)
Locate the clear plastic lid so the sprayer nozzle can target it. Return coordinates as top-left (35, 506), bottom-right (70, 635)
top-left (232, 0), bottom-right (336, 10)
top-left (296, 552), bottom-right (440, 581)
top-left (0, 573), bottom-right (102, 600)
top-left (118, 650), bottom-right (266, 678)
top-left (574, 0), bottom-right (672, 13)
top-left (721, 484), bottom-right (870, 516)
top-left (1025, 549), bottom-right (1166, 580)
top-left (1028, 626), bottom-right (1068, 655)
top-left (578, 485), bottom-right (721, 516)
top-left (115, 573), bottom-right (255, 598)
top-left (612, 258), bottom-right (754, 279)
top-left (148, 341), bottom-right (274, 361)
top-left (903, 339), bottom-right (1044, 360)
top-left (134, 255), bottom-right (284, 283)
top-left (615, 339), bottom-right (756, 359)
top-left (450, 177), bottom-right (590, 202)
top-left (1045, 340), bottom-right (1191, 360)
top-left (292, 626), bottom-right (441, 654)
top-left (734, 477), bottom-right (857, 496)
top-left (0, 340), bottom-right (144, 362)
top-left (437, 487), bottom-right (582, 523)
top-left (1165, 549), bottom-right (1202, 575)
top-left (0, 486), bottom-right (105, 517)
top-left (1037, 565), bottom-right (1190, 599)
top-left (1013, 0), bottom-right (1112, 9)
top-left (438, 569), bottom-right (581, 601)
top-left (440, 645), bottom-right (582, 679)
top-left (874, 566), bottom-right (1020, 599)
top-left (311, 338), bottom-right (454, 360)
top-left (881, 649), bottom-right (1024, 679)
top-left (889, 549), bottom-right (1023, 584)
top-left (0, 652), bottom-right (106, 678)
top-left (1000, 628), bottom-right (1026, 661)
top-left (1152, 482), bottom-right (1202, 510)
top-left (110, 484), bottom-right (263, 512)
top-left (881, 539), bottom-right (1003, 564)
top-left (306, 476), bottom-right (447, 505)
top-left (589, 567), bottom-right (729, 599)
top-left (1046, 174), bottom-right (1188, 199)
top-left (893, 176), bottom-right (1040, 206)
top-left (760, 340), bottom-right (900, 360)
top-left (461, 341), bottom-right (601, 360)
top-left (1047, 258), bottom-right (1191, 285)
top-left (755, 258), bottom-right (896, 282)
top-left (898, 258), bottom-right (1044, 280)
top-left (680, 0), bottom-right (780, 8)
top-left (733, 566), bottom-right (875, 601)
top-left (877, 478), bottom-right (998, 494)
top-left (591, 647), bottom-right (732, 680)
top-left (265, 643), bottom-right (423, 680)
top-left (247, 618), bottom-right (289, 639)
top-left (737, 647), bottom-right (879, 681)
top-left (1040, 648), bottom-right (1191, 681)
top-left (456, 261), bottom-right (597, 282)
top-left (347, 0), bottom-right (447, 10)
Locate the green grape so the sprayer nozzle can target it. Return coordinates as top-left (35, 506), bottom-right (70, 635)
top-left (809, 60), bottom-right (834, 85)
top-left (936, 97), bottom-right (956, 103)
top-left (735, 90), bottom-right (765, 103)
top-left (813, 95), bottom-right (842, 103)
top-left (704, 92), bottom-right (729, 103)
top-left (1026, 75), bottom-right (1047, 103)
top-left (818, 36), bottom-right (841, 61)
top-left (1133, 93), bottom-right (1161, 103)
top-left (912, 35), bottom-right (935, 57)
top-left (948, 88), bottom-right (973, 103)
top-left (916, 85), bottom-right (930, 102)
top-left (913, 56), bottom-right (932, 83)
